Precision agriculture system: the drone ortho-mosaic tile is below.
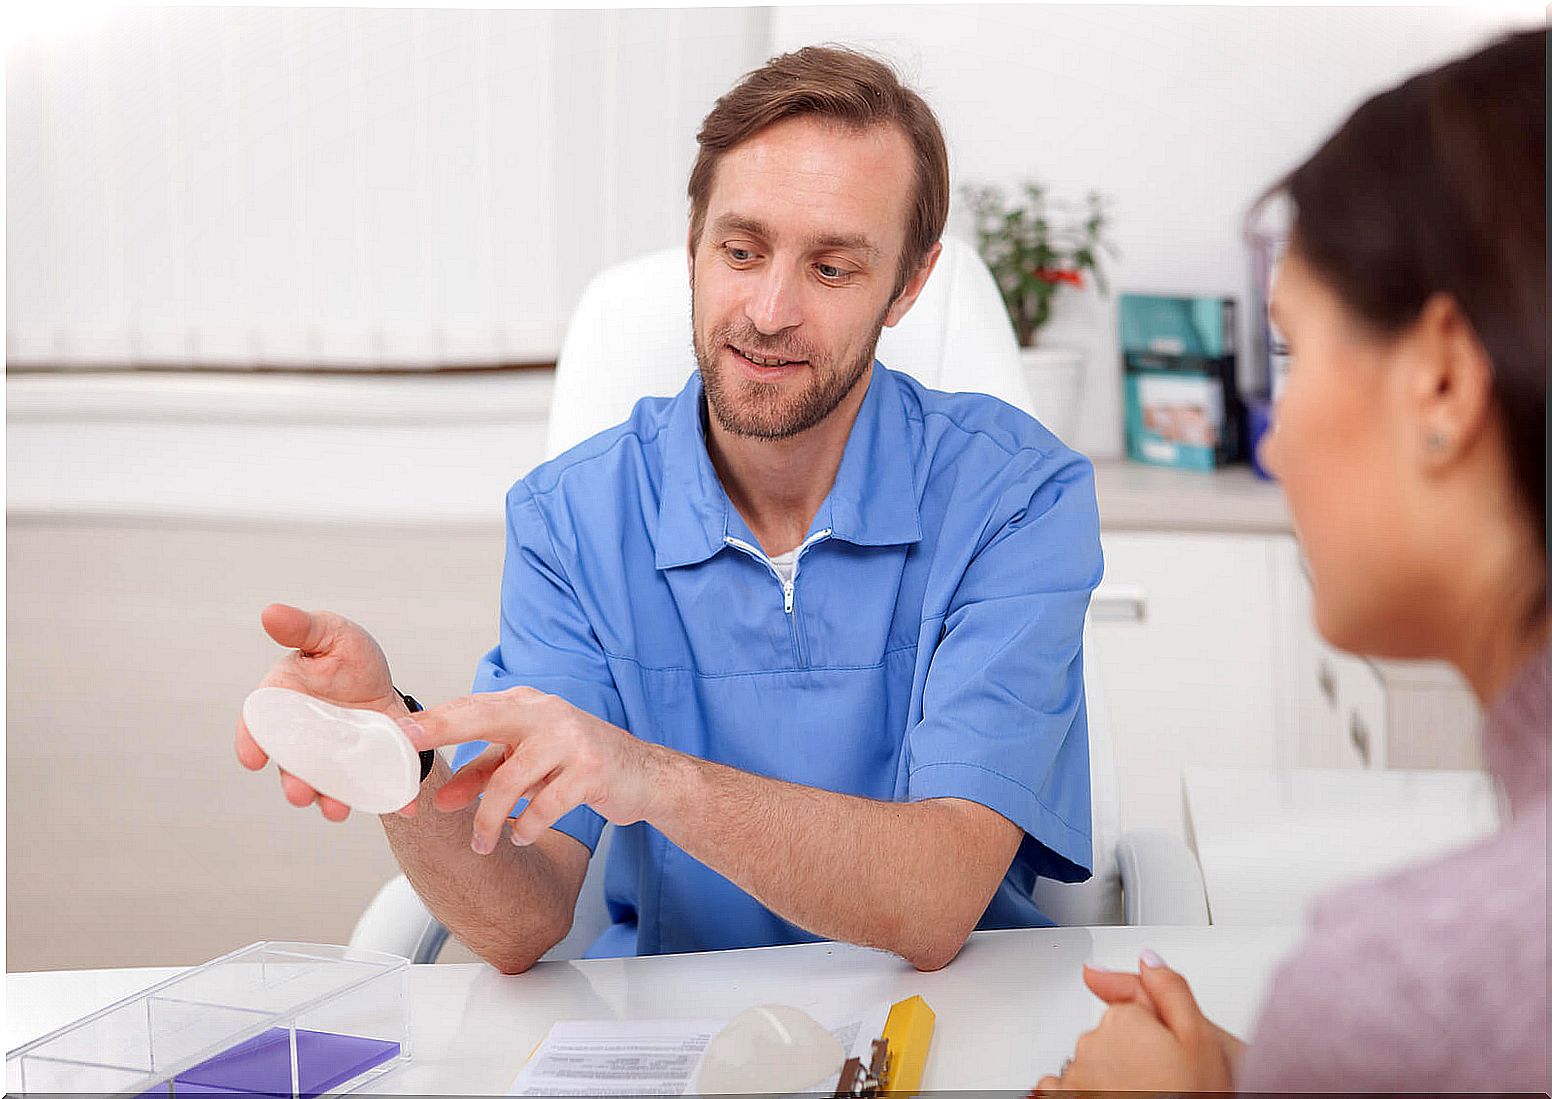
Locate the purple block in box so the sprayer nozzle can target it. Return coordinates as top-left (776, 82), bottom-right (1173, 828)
top-left (141, 1027), bottom-right (399, 1097)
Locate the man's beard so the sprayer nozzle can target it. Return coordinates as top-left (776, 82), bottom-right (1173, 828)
top-left (692, 301), bottom-right (887, 441)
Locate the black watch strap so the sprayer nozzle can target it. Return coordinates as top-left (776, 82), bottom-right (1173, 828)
top-left (395, 688), bottom-right (436, 782)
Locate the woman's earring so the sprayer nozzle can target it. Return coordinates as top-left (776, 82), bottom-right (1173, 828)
top-left (1426, 429), bottom-right (1449, 452)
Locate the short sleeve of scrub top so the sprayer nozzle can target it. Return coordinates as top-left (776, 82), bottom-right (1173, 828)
top-left (905, 451), bottom-right (1100, 885)
top-left (452, 481), bottom-right (620, 853)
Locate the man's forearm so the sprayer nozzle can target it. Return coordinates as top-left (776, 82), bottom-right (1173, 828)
top-left (642, 747), bottom-right (1021, 970)
top-left (381, 756), bottom-right (578, 974)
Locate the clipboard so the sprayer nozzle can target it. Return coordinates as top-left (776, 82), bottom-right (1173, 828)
top-left (831, 995), bottom-right (935, 1097)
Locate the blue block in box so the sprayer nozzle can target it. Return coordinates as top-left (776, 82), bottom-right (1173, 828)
top-left (144, 1027), bottom-right (400, 1097)
top-left (1246, 395), bottom-right (1276, 481)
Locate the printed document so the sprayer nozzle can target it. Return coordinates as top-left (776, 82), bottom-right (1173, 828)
top-left (508, 1006), bottom-right (887, 1096)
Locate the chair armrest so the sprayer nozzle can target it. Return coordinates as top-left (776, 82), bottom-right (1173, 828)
top-left (1117, 828), bottom-right (1210, 926)
top-left (349, 874), bottom-right (450, 964)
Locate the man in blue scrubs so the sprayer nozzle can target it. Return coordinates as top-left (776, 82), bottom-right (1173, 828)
top-left (238, 47), bottom-right (1101, 973)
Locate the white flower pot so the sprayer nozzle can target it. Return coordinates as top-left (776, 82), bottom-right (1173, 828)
top-left (1019, 345), bottom-right (1084, 441)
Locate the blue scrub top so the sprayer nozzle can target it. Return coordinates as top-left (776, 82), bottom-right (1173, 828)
top-left (452, 363), bottom-right (1103, 957)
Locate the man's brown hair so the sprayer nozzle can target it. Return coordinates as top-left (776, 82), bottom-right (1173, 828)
top-left (688, 46), bottom-right (950, 298)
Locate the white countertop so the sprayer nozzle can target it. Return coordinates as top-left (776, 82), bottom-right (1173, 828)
top-left (6, 371), bottom-right (550, 527)
top-left (9, 371), bottom-right (1292, 534)
top-left (1092, 459), bottom-right (1291, 534)
top-left (9, 925), bottom-right (1304, 1093)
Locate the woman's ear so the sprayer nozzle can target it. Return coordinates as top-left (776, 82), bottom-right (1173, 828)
top-left (1397, 292), bottom-right (1496, 470)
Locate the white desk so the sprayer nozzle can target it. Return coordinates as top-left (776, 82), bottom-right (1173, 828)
top-left (10, 925), bottom-right (1303, 1093)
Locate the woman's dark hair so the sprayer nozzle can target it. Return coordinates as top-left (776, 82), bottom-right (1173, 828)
top-left (1261, 28), bottom-right (1546, 545)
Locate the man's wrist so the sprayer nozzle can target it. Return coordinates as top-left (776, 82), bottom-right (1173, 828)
top-left (394, 687), bottom-right (436, 783)
top-left (635, 741), bottom-right (701, 833)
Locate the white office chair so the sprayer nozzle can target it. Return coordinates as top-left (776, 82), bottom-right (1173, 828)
top-left (350, 238), bottom-right (1207, 964)
top-left (351, 825), bottom-right (616, 965)
top-left (542, 236), bottom-right (1037, 461)
top-left (1040, 630), bottom-right (1209, 929)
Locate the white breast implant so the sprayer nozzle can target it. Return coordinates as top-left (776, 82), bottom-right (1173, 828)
top-left (242, 687), bottom-right (420, 814)
top-left (694, 1005), bottom-right (845, 1095)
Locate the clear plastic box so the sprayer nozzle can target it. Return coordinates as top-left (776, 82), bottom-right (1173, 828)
top-left (7, 941), bottom-right (411, 1097)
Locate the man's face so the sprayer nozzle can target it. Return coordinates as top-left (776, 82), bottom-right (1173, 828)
top-left (690, 116), bottom-right (918, 440)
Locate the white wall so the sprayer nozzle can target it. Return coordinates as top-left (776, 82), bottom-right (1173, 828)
top-left (9, 3), bottom-right (1538, 414)
top-left (769, 3), bottom-right (1540, 456)
top-left (6, 6), bottom-right (769, 367)
top-left (6, 515), bottom-right (511, 971)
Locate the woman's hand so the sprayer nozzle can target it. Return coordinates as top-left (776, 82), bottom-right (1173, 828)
top-left (1033, 953), bottom-right (1241, 1094)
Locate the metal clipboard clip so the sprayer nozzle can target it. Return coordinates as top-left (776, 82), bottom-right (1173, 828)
top-left (833, 1036), bottom-right (890, 1097)
top-left (830, 995), bottom-right (935, 1098)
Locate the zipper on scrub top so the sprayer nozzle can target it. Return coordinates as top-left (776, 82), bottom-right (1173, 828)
top-left (723, 528), bottom-right (833, 614)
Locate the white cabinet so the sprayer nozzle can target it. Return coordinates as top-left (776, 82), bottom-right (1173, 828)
top-left (1270, 536), bottom-right (1482, 772)
top-left (1183, 765), bottom-right (1503, 925)
top-left (1272, 534), bottom-right (1381, 769)
top-left (1083, 528), bottom-right (1483, 840)
top-left (1084, 531), bottom-right (1287, 836)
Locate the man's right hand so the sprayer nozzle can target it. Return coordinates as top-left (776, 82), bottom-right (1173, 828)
top-left (235, 603), bottom-right (411, 822)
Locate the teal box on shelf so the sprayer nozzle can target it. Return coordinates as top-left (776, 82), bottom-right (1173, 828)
top-left (1120, 293), bottom-right (1245, 471)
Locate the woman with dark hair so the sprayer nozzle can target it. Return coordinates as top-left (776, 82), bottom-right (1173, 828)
top-left (1037, 27), bottom-right (1546, 1094)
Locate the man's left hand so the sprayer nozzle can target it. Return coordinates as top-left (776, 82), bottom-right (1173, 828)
top-left (402, 688), bottom-right (669, 854)
top-left (1032, 955), bottom-right (1239, 1094)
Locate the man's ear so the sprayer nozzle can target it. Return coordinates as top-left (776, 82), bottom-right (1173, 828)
top-left (686, 228), bottom-right (697, 286)
top-left (884, 241), bottom-right (943, 328)
top-left (1398, 292), bottom-right (1496, 471)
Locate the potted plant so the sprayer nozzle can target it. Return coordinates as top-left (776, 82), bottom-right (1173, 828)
top-left (961, 181), bottom-right (1116, 438)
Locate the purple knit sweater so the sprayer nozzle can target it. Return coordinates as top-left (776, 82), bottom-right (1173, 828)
top-left (1236, 644), bottom-right (1549, 1093)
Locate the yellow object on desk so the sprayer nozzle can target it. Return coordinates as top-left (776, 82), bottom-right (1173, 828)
top-left (881, 994), bottom-right (935, 1093)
